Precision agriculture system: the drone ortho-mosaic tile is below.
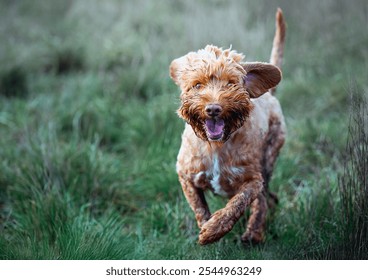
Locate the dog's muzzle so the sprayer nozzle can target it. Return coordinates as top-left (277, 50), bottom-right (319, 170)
top-left (204, 104), bottom-right (225, 141)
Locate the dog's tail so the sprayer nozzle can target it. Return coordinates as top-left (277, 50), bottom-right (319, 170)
top-left (269, 8), bottom-right (286, 95)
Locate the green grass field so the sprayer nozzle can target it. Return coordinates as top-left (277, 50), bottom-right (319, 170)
top-left (0, 0), bottom-right (367, 259)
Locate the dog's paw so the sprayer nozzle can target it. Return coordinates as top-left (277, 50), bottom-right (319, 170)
top-left (241, 230), bottom-right (264, 245)
top-left (198, 210), bottom-right (235, 245)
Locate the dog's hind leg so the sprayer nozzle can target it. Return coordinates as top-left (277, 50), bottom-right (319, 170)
top-left (261, 114), bottom-right (286, 210)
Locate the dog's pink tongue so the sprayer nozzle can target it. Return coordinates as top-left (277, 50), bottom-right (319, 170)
top-left (205, 119), bottom-right (224, 138)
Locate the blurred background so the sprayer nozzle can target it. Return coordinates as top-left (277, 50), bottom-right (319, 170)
top-left (0, 0), bottom-right (367, 259)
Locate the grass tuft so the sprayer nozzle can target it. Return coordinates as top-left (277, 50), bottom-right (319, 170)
top-left (50, 47), bottom-right (86, 75)
top-left (0, 66), bottom-right (28, 98)
top-left (336, 84), bottom-right (368, 259)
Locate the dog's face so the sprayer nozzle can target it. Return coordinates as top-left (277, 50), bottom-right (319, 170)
top-left (170, 45), bottom-right (281, 142)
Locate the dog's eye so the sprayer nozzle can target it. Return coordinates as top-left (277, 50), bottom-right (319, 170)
top-left (193, 83), bottom-right (202, 90)
top-left (227, 82), bottom-right (234, 87)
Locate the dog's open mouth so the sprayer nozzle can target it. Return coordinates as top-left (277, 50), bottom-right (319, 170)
top-left (205, 118), bottom-right (225, 141)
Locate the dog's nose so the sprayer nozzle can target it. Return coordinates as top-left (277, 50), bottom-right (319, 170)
top-left (205, 104), bottom-right (222, 117)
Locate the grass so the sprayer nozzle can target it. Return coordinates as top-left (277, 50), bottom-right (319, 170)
top-left (0, 0), bottom-right (367, 259)
top-left (335, 87), bottom-right (368, 259)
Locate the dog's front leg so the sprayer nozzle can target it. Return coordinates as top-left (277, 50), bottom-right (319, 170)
top-left (179, 176), bottom-right (211, 228)
top-left (198, 180), bottom-right (262, 245)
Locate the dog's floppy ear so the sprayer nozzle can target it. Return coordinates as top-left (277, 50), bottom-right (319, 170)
top-left (169, 56), bottom-right (186, 86)
top-left (242, 62), bottom-right (282, 98)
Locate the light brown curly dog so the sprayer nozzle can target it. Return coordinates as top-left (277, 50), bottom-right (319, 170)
top-left (170, 9), bottom-right (286, 245)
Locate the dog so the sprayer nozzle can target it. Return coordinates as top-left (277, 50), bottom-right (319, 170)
top-left (169, 8), bottom-right (286, 245)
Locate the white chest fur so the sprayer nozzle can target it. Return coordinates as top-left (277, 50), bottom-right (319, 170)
top-left (208, 154), bottom-right (228, 196)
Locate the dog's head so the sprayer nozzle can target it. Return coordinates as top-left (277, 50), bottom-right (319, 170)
top-left (170, 45), bottom-right (281, 142)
